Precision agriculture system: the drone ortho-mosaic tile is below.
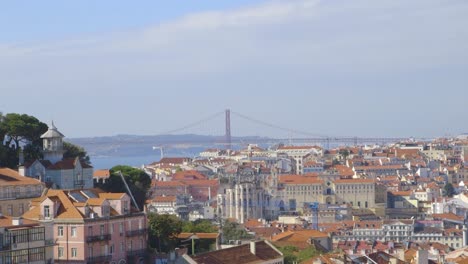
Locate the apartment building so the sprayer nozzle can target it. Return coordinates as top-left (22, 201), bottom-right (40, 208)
top-left (0, 168), bottom-right (45, 217)
top-left (276, 146), bottom-right (322, 174)
top-left (23, 189), bottom-right (147, 264)
top-left (0, 216), bottom-right (54, 264)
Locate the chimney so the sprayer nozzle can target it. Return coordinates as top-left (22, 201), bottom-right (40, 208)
top-left (12, 217), bottom-right (23, 226)
top-left (250, 240), bottom-right (256, 255)
top-left (18, 166), bottom-right (25, 176)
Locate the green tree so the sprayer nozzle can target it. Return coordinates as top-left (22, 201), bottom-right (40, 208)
top-left (444, 183), bottom-right (456, 197)
top-left (0, 113), bottom-right (48, 168)
top-left (96, 165), bottom-right (151, 210)
top-left (182, 219), bottom-right (217, 233)
top-left (339, 149), bottom-right (350, 160)
top-left (222, 221), bottom-right (253, 241)
top-left (148, 213), bottom-right (183, 253)
top-left (63, 141), bottom-right (91, 164)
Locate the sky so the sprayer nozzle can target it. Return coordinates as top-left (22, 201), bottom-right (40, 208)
top-left (1, 0), bottom-right (467, 139)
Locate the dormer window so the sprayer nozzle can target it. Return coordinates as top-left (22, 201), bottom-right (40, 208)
top-left (44, 205), bottom-right (50, 218)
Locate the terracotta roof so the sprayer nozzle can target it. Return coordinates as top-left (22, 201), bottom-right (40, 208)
top-left (23, 189), bottom-right (85, 220)
top-left (150, 195), bottom-right (176, 203)
top-left (172, 170), bottom-right (207, 181)
top-left (48, 158), bottom-right (92, 170)
top-left (93, 169), bottom-right (110, 178)
top-left (190, 240), bottom-right (282, 264)
top-left (389, 191), bottom-right (412, 196)
top-left (279, 175), bottom-right (322, 184)
top-left (0, 216), bottom-right (39, 227)
top-left (98, 193), bottom-right (126, 200)
top-left (158, 157), bottom-right (189, 164)
top-left (0, 168), bottom-right (44, 186)
top-left (333, 179), bottom-right (374, 184)
top-left (86, 198), bottom-right (106, 206)
top-left (152, 181), bottom-right (186, 187)
top-left (432, 213), bottom-right (464, 221)
top-left (354, 164), bottom-right (405, 170)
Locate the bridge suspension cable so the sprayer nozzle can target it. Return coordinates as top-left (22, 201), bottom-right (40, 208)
top-left (231, 111), bottom-right (330, 138)
top-left (157, 111), bottom-right (224, 135)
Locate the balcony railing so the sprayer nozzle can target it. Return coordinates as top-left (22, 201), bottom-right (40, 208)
top-left (127, 249), bottom-right (147, 258)
top-left (86, 254), bottom-right (112, 263)
top-left (126, 229), bottom-right (147, 237)
top-left (86, 234), bottom-right (111, 243)
top-left (0, 243), bottom-right (11, 250)
top-left (0, 192), bottom-right (43, 200)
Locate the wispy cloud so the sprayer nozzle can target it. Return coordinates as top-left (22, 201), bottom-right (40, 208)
top-left (1, 0), bottom-right (467, 137)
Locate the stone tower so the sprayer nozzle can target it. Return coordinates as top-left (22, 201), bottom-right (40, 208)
top-left (40, 121), bottom-right (65, 164)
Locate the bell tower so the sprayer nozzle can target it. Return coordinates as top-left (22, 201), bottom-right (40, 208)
top-left (41, 121), bottom-right (65, 164)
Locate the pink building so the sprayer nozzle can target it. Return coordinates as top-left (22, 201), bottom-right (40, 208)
top-left (23, 189), bottom-right (147, 264)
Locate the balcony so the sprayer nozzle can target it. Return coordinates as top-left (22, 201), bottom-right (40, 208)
top-left (0, 243), bottom-right (11, 250)
top-left (0, 191), bottom-right (43, 200)
top-left (86, 254), bottom-right (112, 263)
top-left (126, 229), bottom-right (147, 237)
top-left (127, 249), bottom-right (147, 258)
top-left (86, 234), bottom-right (111, 243)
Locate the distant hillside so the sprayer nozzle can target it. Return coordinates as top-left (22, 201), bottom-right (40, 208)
top-left (67, 134), bottom-right (270, 157)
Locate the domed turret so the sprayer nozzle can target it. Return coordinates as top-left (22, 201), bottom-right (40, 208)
top-left (41, 121), bottom-right (65, 163)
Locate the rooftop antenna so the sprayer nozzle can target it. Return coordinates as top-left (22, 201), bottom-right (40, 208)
top-left (116, 170), bottom-right (140, 211)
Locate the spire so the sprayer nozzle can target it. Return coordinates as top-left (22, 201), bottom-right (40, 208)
top-left (51, 120), bottom-right (56, 130)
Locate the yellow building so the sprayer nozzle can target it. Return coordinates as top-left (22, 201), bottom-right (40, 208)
top-left (279, 175), bottom-right (375, 212)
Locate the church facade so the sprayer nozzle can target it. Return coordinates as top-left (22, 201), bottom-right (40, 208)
top-left (21, 122), bottom-right (93, 189)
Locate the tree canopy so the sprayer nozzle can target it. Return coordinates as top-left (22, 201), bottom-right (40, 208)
top-left (0, 113), bottom-right (47, 168)
top-left (221, 221), bottom-right (253, 242)
top-left (444, 183), bottom-right (456, 197)
top-left (148, 213), bottom-right (183, 253)
top-left (96, 165), bottom-right (151, 210)
top-left (182, 219), bottom-right (217, 233)
top-left (63, 141), bottom-right (91, 164)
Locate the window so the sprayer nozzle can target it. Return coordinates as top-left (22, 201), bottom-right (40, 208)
top-left (7, 204), bottom-right (12, 215)
top-left (71, 226), bottom-right (77, 237)
top-left (100, 224), bottom-right (105, 235)
top-left (71, 248), bottom-right (77, 258)
top-left (110, 223), bottom-right (114, 233)
top-left (120, 242), bottom-right (124, 252)
top-left (110, 244), bottom-right (114, 254)
top-left (44, 205), bottom-right (50, 218)
top-left (58, 226), bottom-right (64, 237)
top-left (58, 247), bottom-right (64, 258)
top-left (19, 204), bottom-right (24, 215)
top-left (119, 223), bottom-right (124, 235)
top-left (88, 226), bottom-right (93, 236)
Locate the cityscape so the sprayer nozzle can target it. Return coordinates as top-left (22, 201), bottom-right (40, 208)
top-left (1, 1), bottom-right (468, 264)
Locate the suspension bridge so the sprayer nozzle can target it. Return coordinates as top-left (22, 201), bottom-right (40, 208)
top-left (153, 109), bottom-right (426, 149)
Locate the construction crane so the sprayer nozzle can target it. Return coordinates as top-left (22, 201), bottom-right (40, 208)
top-left (152, 146), bottom-right (165, 159)
top-left (116, 170), bottom-right (140, 211)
